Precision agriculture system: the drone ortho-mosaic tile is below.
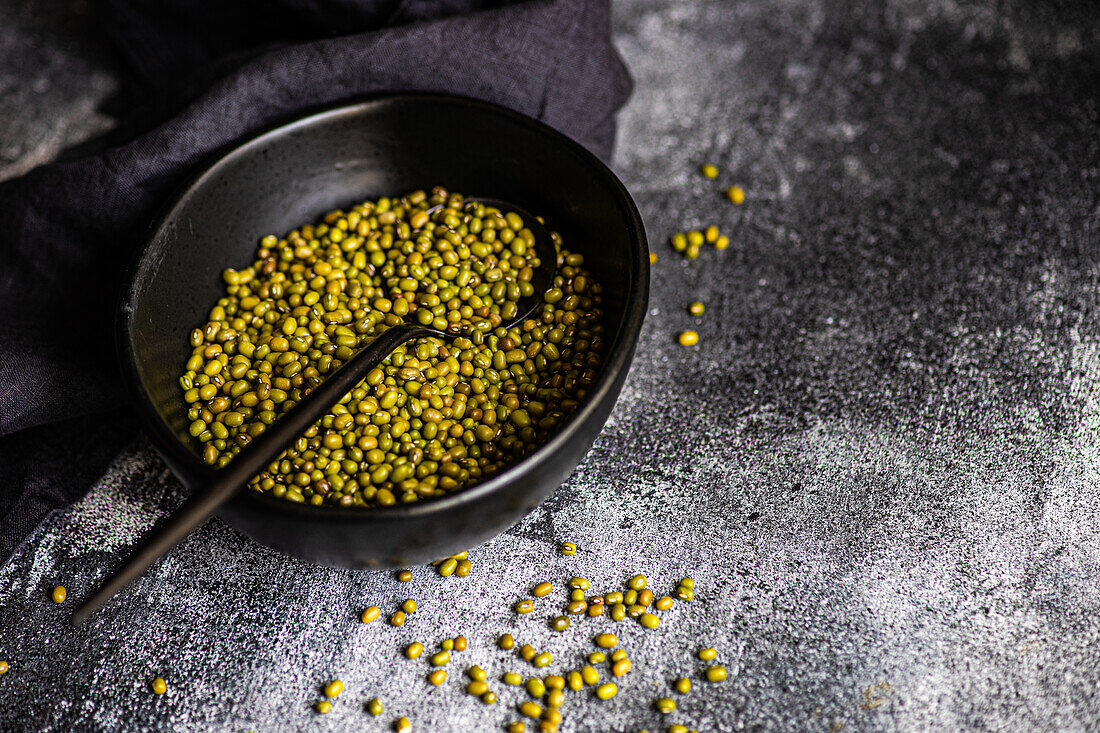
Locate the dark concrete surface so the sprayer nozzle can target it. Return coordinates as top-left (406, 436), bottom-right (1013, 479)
top-left (0, 0), bottom-right (115, 181)
top-left (1, 1), bottom-right (1099, 731)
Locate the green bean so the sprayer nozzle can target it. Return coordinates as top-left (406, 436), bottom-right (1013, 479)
top-left (525, 678), bottom-right (546, 698)
top-left (595, 633), bottom-right (617, 648)
top-left (595, 682), bottom-right (617, 700)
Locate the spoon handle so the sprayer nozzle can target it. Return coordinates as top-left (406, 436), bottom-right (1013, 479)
top-left (71, 321), bottom-right (440, 625)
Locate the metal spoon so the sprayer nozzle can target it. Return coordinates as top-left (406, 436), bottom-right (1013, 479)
top-left (72, 198), bottom-right (557, 625)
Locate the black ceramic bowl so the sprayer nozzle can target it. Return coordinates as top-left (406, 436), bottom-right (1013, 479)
top-left (121, 94), bottom-right (648, 569)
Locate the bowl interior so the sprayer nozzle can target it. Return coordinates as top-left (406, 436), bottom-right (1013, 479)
top-left (126, 94), bottom-right (644, 483)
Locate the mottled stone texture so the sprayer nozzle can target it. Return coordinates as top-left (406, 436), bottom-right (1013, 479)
top-left (1, 0), bottom-right (1099, 731)
top-left (0, 0), bottom-right (116, 182)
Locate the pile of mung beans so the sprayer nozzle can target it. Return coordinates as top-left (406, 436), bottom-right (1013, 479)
top-left (30, 538), bottom-right (726, 729)
top-left (178, 187), bottom-right (605, 508)
top-left (344, 542), bottom-right (725, 732)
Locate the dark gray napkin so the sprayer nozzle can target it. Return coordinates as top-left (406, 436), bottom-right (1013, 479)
top-left (0, 0), bottom-right (631, 560)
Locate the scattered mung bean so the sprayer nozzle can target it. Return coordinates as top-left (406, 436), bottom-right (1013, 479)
top-left (595, 633), bottom-right (617, 648)
top-left (581, 666), bottom-right (599, 685)
top-left (526, 678), bottom-right (546, 698)
top-left (678, 330), bottom-right (699, 347)
top-left (705, 665), bottom-right (727, 682)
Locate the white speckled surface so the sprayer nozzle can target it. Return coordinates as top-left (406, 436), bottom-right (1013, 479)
top-left (2, 0), bottom-right (1100, 731)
